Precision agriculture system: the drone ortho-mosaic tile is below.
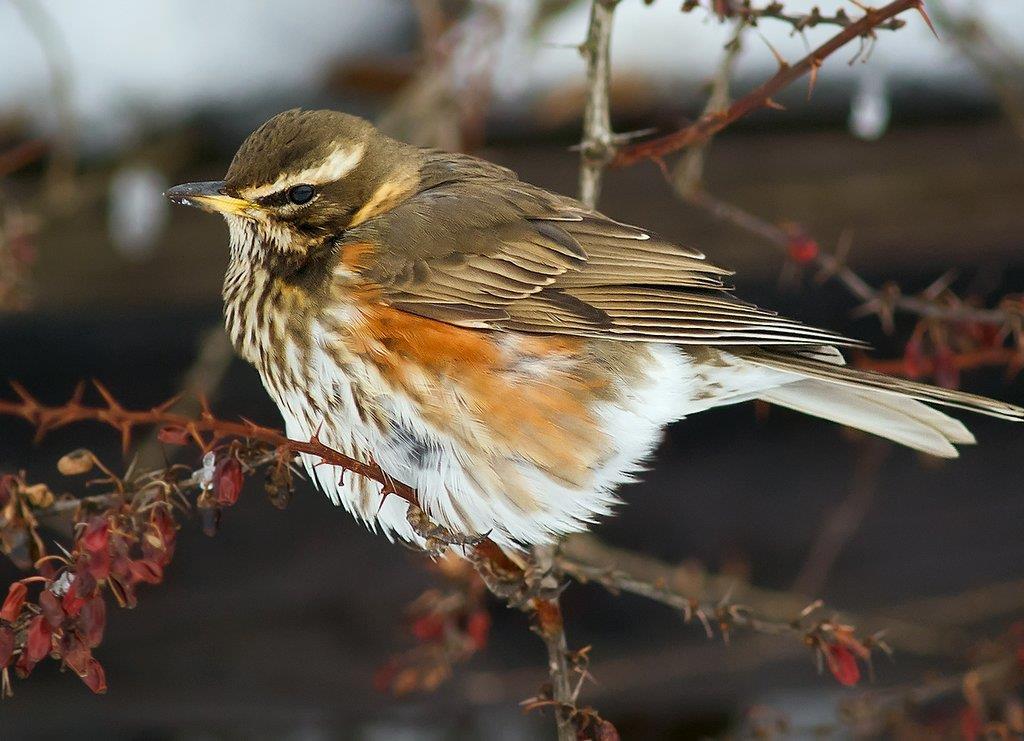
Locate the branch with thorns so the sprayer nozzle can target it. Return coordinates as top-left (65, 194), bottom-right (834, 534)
top-left (614, 0), bottom-right (933, 168)
top-left (557, 551), bottom-right (889, 688)
top-left (682, 0), bottom-right (910, 34)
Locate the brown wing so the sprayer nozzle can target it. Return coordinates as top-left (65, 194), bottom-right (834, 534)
top-left (342, 151), bottom-right (860, 347)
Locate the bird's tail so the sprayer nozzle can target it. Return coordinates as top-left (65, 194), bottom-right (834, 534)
top-left (744, 348), bottom-right (1024, 458)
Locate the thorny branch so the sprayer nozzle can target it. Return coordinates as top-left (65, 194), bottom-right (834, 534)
top-left (682, 0), bottom-right (909, 34)
top-left (613, 0), bottom-right (931, 167)
top-left (0, 380), bottom-right (419, 507)
top-left (557, 540), bottom-right (890, 687)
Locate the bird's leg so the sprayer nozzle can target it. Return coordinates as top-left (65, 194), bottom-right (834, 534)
top-left (405, 503), bottom-right (488, 555)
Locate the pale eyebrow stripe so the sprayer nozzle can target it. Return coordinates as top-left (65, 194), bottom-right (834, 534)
top-left (240, 142), bottom-right (366, 200)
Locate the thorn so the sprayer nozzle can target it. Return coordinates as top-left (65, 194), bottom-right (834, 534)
top-left (764, 97), bottom-right (786, 111)
top-left (309, 421), bottom-right (325, 446)
top-left (914, 0), bottom-right (939, 40)
top-left (756, 29), bottom-right (789, 71)
top-left (67, 381), bottom-right (86, 408)
top-left (197, 392), bottom-right (212, 419)
top-left (91, 379), bottom-right (122, 411)
top-left (807, 57), bottom-right (822, 100)
top-left (921, 269), bottom-right (958, 301)
top-left (152, 393), bottom-right (183, 415)
top-left (9, 380), bottom-right (35, 406)
top-left (119, 423), bottom-right (133, 457)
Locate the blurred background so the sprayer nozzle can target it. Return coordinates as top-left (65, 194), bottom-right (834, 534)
top-left (1, 0), bottom-right (1023, 738)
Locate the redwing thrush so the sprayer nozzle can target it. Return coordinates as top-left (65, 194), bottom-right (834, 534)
top-left (167, 109), bottom-right (1023, 548)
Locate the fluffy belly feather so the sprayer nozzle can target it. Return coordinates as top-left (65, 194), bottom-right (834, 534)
top-left (259, 307), bottom-right (708, 547)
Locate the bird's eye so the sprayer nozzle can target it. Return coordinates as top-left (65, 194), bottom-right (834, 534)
top-left (287, 184), bottom-right (315, 205)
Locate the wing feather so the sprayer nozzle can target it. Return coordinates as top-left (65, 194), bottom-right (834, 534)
top-left (340, 151), bottom-right (864, 348)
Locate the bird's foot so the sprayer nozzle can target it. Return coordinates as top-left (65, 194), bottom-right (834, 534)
top-left (406, 504), bottom-right (488, 556)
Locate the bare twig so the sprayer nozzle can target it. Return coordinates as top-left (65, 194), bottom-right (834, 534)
top-left (615, 0), bottom-right (930, 167)
top-left (673, 19), bottom-right (746, 197)
top-left (930, 0), bottom-right (1024, 142)
top-left (791, 439), bottom-right (889, 596)
top-left (577, 0), bottom-right (621, 209)
top-left (10, 0), bottom-right (76, 202)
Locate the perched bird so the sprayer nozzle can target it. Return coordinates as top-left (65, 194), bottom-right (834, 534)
top-left (167, 109), bottom-right (1023, 548)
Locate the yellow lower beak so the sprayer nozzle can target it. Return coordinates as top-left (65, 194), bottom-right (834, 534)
top-left (165, 181), bottom-right (253, 216)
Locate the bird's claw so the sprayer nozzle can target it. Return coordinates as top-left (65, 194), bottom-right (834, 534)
top-left (406, 504), bottom-right (488, 556)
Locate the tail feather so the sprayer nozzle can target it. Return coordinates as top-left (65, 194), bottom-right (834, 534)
top-left (740, 347), bottom-right (1022, 457)
top-left (746, 348), bottom-right (1024, 422)
top-left (760, 381), bottom-right (968, 457)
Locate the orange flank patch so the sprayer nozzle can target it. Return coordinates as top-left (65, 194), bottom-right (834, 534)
top-left (347, 303), bottom-right (609, 491)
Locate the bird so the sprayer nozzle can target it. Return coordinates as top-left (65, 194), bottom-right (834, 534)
top-left (166, 108), bottom-right (1023, 549)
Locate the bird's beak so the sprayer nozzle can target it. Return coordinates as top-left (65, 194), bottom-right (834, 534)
top-left (164, 181), bottom-right (253, 216)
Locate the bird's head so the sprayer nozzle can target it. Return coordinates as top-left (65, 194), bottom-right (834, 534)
top-left (166, 109), bottom-right (420, 260)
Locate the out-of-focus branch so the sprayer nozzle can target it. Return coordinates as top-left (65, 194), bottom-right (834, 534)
top-left (10, 0), bottom-right (76, 202)
top-left (577, 0), bottom-right (621, 209)
top-left (791, 439), bottom-right (889, 596)
top-left (930, 0), bottom-right (1024, 142)
top-left (614, 0), bottom-right (931, 167)
top-left (673, 20), bottom-right (746, 197)
top-left (684, 188), bottom-right (1024, 331)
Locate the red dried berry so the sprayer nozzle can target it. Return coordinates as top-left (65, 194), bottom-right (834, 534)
top-left (62, 579), bottom-right (87, 618)
top-left (128, 559), bottom-right (163, 585)
top-left (465, 609), bottom-right (491, 650)
top-left (410, 614), bottom-right (445, 642)
top-left (825, 644), bottom-right (860, 687)
top-left (82, 658), bottom-right (107, 694)
top-left (214, 457), bottom-right (244, 507)
top-left (73, 565), bottom-right (97, 599)
top-left (0, 626), bottom-right (14, 666)
top-left (62, 634), bottom-right (91, 675)
top-left (592, 719), bottom-right (622, 741)
top-left (80, 517), bottom-right (110, 553)
top-left (38, 589), bottom-right (65, 629)
top-left (80, 518), bottom-right (111, 580)
top-left (15, 650), bottom-right (36, 678)
top-left (79, 595), bottom-right (107, 648)
top-left (959, 706), bottom-right (983, 741)
top-left (25, 615), bottom-right (53, 663)
top-left (0, 581), bottom-right (28, 623)
top-left (787, 235), bottom-right (819, 264)
top-left (157, 425), bottom-right (191, 446)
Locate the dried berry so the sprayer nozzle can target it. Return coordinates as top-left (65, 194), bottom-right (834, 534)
top-left (214, 457), bottom-right (244, 507)
top-left (0, 581), bottom-right (27, 623)
top-left (825, 644), bottom-right (860, 687)
top-left (157, 425), bottom-right (190, 446)
top-left (57, 448), bottom-right (95, 476)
